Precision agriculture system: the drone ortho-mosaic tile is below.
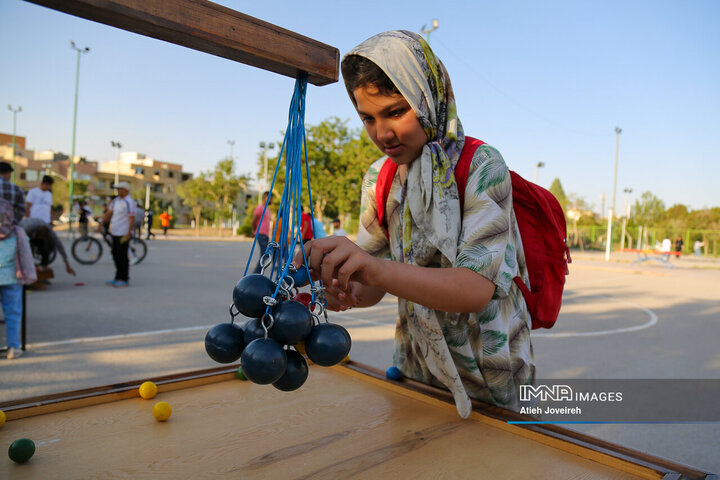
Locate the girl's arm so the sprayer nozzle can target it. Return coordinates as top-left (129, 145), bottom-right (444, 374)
top-left (298, 236), bottom-right (495, 313)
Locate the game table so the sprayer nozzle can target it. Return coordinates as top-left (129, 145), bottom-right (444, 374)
top-left (1, 362), bottom-right (714, 479)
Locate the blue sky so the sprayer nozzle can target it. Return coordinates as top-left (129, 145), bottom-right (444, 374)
top-left (1, 0), bottom-right (718, 212)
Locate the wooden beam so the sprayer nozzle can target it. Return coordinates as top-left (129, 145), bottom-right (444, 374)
top-left (24, 0), bottom-right (339, 86)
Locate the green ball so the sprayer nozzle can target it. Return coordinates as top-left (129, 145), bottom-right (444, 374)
top-left (236, 366), bottom-right (248, 381)
top-left (8, 438), bottom-right (35, 464)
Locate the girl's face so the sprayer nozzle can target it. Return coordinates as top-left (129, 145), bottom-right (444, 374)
top-left (353, 84), bottom-right (427, 165)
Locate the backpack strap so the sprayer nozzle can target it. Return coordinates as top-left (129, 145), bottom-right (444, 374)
top-left (455, 137), bottom-right (485, 212)
top-left (375, 137), bottom-right (486, 238)
top-left (376, 158), bottom-right (398, 238)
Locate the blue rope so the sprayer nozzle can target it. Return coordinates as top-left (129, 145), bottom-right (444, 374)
top-left (242, 75), bottom-right (318, 312)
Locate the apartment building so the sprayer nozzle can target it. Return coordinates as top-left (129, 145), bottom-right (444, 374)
top-left (99, 152), bottom-right (193, 222)
top-left (1, 133), bottom-right (194, 223)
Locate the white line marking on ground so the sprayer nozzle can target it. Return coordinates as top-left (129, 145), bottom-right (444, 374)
top-left (532, 294), bottom-right (658, 338)
top-left (28, 307), bottom-right (397, 349)
top-left (29, 325), bottom-right (215, 349)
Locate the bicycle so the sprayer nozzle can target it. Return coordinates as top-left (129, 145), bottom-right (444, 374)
top-left (71, 226), bottom-right (147, 265)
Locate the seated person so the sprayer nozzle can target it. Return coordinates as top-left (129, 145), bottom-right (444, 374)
top-left (20, 218), bottom-right (76, 276)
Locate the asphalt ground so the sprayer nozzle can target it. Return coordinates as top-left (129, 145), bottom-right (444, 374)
top-left (1, 235), bottom-right (719, 473)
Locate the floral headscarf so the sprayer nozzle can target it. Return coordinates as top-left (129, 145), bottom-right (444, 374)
top-left (345, 31), bottom-right (476, 417)
top-left (344, 30), bottom-right (465, 263)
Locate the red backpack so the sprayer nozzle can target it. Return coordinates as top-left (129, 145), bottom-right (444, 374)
top-left (375, 137), bottom-right (571, 329)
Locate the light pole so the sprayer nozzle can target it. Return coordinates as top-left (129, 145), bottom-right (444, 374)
top-left (258, 141), bottom-right (275, 203)
top-left (111, 140), bottom-right (122, 185)
top-left (534, 162), bottom-right (545, 184)
top-left (623, 188), bottom-right (633, 219)
top-left (605, 126), bottom-right (622, 261)
top-left (69, 40), bottom-right (90, 235)
top-left (420, 19), bottom-right (439, 42)
top-left (620, 187), bottom-right (632, 251)
top-left (228, 140), bottom-right (235, 161)
top-left (7, 105), bottom-right (21, 183)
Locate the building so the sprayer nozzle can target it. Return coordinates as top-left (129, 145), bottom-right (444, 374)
top-left (99, 152), bottom-right (194, 223)
top-left (1, 133), bottom-right (196, 224)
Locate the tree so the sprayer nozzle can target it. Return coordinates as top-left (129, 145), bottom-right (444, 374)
top-left (204, 158), bottom-right (246, 236)
top-left (548, 178), bottom-right (568, 213)
top-left (632, 191), bottom-right (666, 227)
top-left (52, 176), bottom-right (89, 217)
top-left (177, 176), bottom-right (211, 235)
top-left (261, 117), bottom-right (378, 224)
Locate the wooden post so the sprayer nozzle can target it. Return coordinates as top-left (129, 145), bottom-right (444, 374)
top-left (25, 0), bottom-right (339, 86)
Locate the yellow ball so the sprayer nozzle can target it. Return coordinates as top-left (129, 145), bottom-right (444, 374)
top-left (294, 342), bottom-right (306, 355)
top-left (152, 402), bottom-right (172, 422)
top-left (139, 381), bottom-right (158, 399)
top-left (341, 354), bottom-right (351, 364)
top-left (0, 410), bottom-right (6, 428)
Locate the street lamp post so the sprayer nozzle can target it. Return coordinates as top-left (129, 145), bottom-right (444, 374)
top-left (111, 140), bottom-right (122, 185)
top-left (69, 41), bottom-right (90, 235)
top-left (258, 141), bottom-right (275, 203)
top-left (620, 187), bottom-right (633, 251)
top-left (605, 127), bottom-right (622, 261)
top-left (7, 105), bottom-right (21, 183)
top-left (534, 162), bottom-right (545, 184)
top-left (420, 19), bottom-right (439, 42)
top-left (228, 140), bottom-right (235, 161)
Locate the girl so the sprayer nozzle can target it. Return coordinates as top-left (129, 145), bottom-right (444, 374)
top-left (298, 31), bottom-right (533, 417)
top-left (1, 198), bottom-right (35, 359)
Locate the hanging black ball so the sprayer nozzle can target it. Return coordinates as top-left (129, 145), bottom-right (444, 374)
top-left (289, 267), bottom-right (310, 288)
top-left (233, 274), bottom-right (276, 318)
top-left (242, 317), bottom-right (271, 345)
top-left (272, 349), bottom-right (309, 392)
top-left (240, 338), bottom-right (288, 384)
top-left (272, 300), bottom-right (313, 346)
top-left (305, 323), bottom-right (352, 367)
top-left (204, 323), bottom-right (245, 364)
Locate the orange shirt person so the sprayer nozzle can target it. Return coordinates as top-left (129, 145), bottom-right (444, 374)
top-left (159, 211), bottom-right (172, 236)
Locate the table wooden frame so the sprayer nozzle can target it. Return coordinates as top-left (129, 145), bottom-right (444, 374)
top-left (0, 362), bottom-right (716, 480)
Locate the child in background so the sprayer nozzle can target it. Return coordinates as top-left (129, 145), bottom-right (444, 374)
top-left (1, 198), bottom-right (36, 359)
top-left (295, 31), bottom-right (533, 418)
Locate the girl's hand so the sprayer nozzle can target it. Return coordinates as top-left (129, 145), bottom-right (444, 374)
top-left (294, 237), bottom-right (382, 291)
top-left (323, 279), bottom-right (361, 312)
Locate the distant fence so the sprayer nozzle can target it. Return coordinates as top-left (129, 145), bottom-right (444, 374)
top-left (568, 225), bottom-right (720, 256)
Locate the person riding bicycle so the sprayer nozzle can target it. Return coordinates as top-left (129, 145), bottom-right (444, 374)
top-left (20, 217), bottom-right (77, 276)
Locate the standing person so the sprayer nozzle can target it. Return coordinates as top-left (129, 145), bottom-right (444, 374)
top-left (661, 237), bottom-right (672, 253)
top-left (145, 209), bottom-right (155, 239)
top-left (693, 239), bottom-right (705, 256)
top-left (77, 200), bottom-right (92, 238)
top-left (101, 182), bottom-right (136, 288)
top-left (0, 162), bottom-right (26, 225)
top-left (313, 217), bottom-right (327, 239)
top-left (674, 236), bottom-right (684, 257)
top-left (300, 207), bottom-right (314, 243)
top-left (159, 210), bottom-right (172, 237)
top-left (295, 31), bottom-right (532, 418)
top-left (332, 218), bottom-right (347, 236)
top-left (251, 192), bottom-right (271, 273)
top-left (25, 175), bottom-right (54, 223)
top-left (1, 198), bottom-right (36, 359)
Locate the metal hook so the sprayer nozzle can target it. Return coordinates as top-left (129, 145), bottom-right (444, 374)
top-left (229, 304), bottom-right (240, 323)
top-left (261, 313), bottom-right (274, 339)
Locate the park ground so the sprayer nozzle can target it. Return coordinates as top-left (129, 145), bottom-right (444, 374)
top-left (1, 234), bottom-right (719, 474)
